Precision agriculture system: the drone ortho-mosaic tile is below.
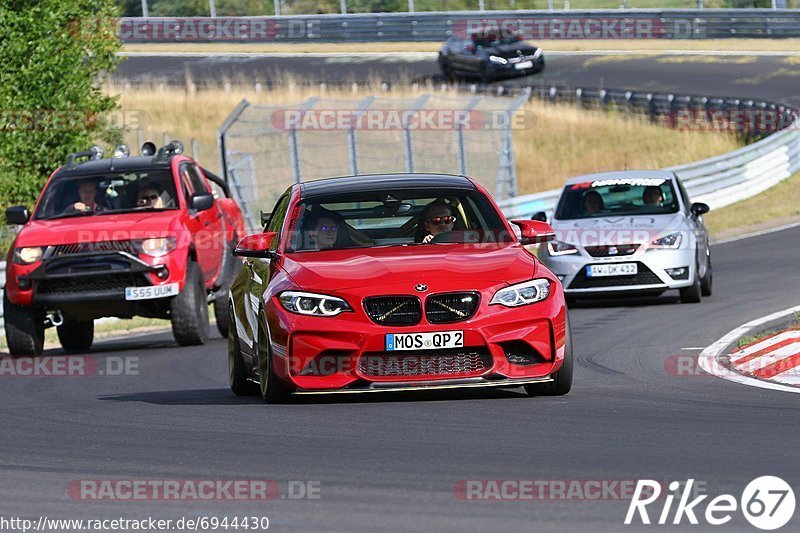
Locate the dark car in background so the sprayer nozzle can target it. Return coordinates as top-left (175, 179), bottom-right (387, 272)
top-left (438, 33), bottom-right (545, 82)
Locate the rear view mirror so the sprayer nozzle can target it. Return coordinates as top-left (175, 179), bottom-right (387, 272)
top-left (235, 232), bottom-right (278, 258)
top-left (691, 202), bottom-right (710, 216)
top-left (5, 205), bottom-right (30, 225)
top-left (191, 192), bottom-right (214, 212)
top-left (510, 219), bottom-right (556, 245)
top-left (260, 211), bottom-right (272, 227)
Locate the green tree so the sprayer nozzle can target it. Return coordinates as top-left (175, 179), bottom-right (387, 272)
top-left (0, 0), bottom-right (121, 211)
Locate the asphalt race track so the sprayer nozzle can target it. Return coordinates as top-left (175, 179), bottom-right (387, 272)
top-left (3, 228), bottom-right (800, 531)
top-left (3, 53), bottom-right (799, 531)
top-left (116, 52), bottom-right (800, 107)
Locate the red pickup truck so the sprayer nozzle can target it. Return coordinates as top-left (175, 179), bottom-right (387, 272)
top-left (4, 142), bottom-right (246, 355)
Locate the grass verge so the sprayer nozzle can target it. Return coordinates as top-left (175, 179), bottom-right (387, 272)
top-left (122, 39), bottom-right (800, 55)
top-left (705, 170), bottom-right (800, 239)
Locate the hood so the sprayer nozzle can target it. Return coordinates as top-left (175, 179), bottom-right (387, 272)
top-left (488, 43), bottom-right (539, 58)
top-left (14, 211), bottom-right (183, 247)
top-left (282, 243), bottom-right (537, 293)
top-left (550, 213), bottom-right (686, 246)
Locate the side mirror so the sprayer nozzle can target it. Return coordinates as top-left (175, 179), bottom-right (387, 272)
top-left (531, 211), bottom-right (547, 222)
top-left (260, 211), bottom-right (272, 227)
top-left (191, 192), bottom-right (215, 212)
top-left (235, 232), bottom-right (278, 258)
top-left (691, 202), bottom-right (710, 217)
top-left (6, 205), bottom-right (30, 225)
top-left (510, 219), bottom-right (556, 245)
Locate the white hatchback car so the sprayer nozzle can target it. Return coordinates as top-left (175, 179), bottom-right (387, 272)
top-left (535, 171), bottom-right (712, 303)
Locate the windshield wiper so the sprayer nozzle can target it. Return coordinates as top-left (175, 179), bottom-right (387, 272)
top-left (45, 210), bottom-right (101, 220)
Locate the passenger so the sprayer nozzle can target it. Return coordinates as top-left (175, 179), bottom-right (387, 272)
top-left (137, 186), bottom-right (165, 208)
top-left (583, 191), bottom-right (604, 215)
top-left (642, 185), bottom-right (664, 207)
top-left (417, 200), bottom-right (456, 244)
top-left (68, 179), bottom-right (105, 212)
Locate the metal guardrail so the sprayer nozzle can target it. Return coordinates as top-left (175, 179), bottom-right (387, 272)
top-left (497, 87), bottom-right (800, 219)
top-left (120, 10), bottom-right (800, 43)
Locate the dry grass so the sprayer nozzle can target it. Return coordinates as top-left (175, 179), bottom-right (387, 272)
top-left (705, 171), bottom-right (800, 239)
top-left (122, 39), bottom-right (800, 55)
top-left (112, 81), bottom-right (742, 194)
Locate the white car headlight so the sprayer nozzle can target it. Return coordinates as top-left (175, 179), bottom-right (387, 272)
top-left (489, 55), bottom-right (508, 65)
top-left (279, 291), bottom-right (353, 317)
top-left (136, 237), bottom-right (177, 257)
top-left (490, 279), bottom-right (551, 307)
top-left (12, 246), bottom-right (44, 264)
top-left (547, 240), bottom-right (579, 256)
top-left (649, 232), bottom-right (682, 249)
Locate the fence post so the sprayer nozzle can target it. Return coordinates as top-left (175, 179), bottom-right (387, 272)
top-left (141, 0), bottom-right (149, 17)
top-left (348, 96), bottom-right (376, 176)
top-left (495, 88), bottom-right (530, 199)
top-left (289, 128), bottom-right (301, 184)
top-left (341, 0), bottom-right (347, 14)
top-left (408, 0), bottom-right (414, 13)
top-left (403, 94), bottom-right (431, 173)
top-left (163, 132), bottom-right (170, 146)
top-left (217, 99), bottom-right (251, 179)
top-left (274, 0), bottom-right (281, 16)
top-left (135, 128), bottom-right (143, 153)
top-left (192, 139), bottom-right (199, 161)
top-left (456, 95), bottom-right (483, 176)
top-left (209, 0), bottom-right (216, 17)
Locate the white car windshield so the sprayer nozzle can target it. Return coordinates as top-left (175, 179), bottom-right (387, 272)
top-left (555, 177), bottom-right (680, 220)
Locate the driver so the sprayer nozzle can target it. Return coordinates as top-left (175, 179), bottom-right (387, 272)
top-left (642, 185), bottom-right (664, 207)
top-left (68, 179), bottom-right (105, 212)
top-left (420, 201), bottom-right (456, 244)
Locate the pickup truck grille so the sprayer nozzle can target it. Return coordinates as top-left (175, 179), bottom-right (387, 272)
top-left (51, 240), bottom-right (138, 257)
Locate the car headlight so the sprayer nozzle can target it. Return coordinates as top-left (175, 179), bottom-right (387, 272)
top-left (279, 291), bottom-right (353, 317)
top-left (490, 279), bottom-right (551, 307)
top-left (533, 48), bottom-right (543, 60)
top-left (649, 232), bottom-right (682, 249)
top-left (12, 246), bottom-right (44, 264)
top-left (135, 237), bottom-right (177, 257)
top-left (547, 240), bottom-right (579, 256)
top-left (489, 55), bottom-right (508, 65)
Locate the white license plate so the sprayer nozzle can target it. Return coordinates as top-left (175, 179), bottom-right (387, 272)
top-left (515, 60), bottom-right (533, 70)
top-left (125, 282), bottom-right (179, 301)
top-left (586, 263), bottom-right (638, 277)
top-left (386, 331), bottom-right (464, 351)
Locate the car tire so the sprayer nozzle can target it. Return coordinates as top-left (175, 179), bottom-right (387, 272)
top-left (439, 58), bottom-right (456, 81)
top-left (701, 254), bottom-right (713, 297)
top-left (56, 318), bottom-right (94, 352)
top-left (228, 304), bottom-right (257, 396)
top-left (256, 308), bottom-right (289, 404)
top-left (680, 261), bottom-right (702, 304)
top-left (525, 315), bottom-right (573, 397)
top-left (170, 261), bottom-right (209, 346)
top-left (479, 62), bottom-right (493, 83)
top-left (4, 293), bottom-right (45, 356)
top-left (214, 243), bottom-right (241, 339)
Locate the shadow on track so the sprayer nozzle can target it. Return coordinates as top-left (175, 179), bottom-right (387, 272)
top-left (569, 294), bottom-right (682, 309)
top-left (98, 386), bottom-right (542, 406)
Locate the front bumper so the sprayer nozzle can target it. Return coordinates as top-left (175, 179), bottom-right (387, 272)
top-left (541, 248), bottom-right (696, 294)
top-left (490, 56), bottom-right (545, 78)
top-left (265, 288), bottom-right (567, 392)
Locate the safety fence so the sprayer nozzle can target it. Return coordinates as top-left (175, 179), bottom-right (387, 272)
top-left (218, 91), bottom-right (531, 229)
top-left (118, 9), bottom-right (800, 43)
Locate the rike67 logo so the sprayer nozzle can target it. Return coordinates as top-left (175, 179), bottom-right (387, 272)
top-left (625, 477), bottom-right (795, 530)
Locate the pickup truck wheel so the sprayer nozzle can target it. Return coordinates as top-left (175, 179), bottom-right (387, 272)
top-left (57, 319), bottom-right (94, 352)
top-left (170, 262), bottom-right (209, 346)
top-left (4, 293), bottom-right (45, 356)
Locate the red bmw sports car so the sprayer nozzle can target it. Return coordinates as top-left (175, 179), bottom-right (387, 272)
top-left (227, 174), bottom-right (571, 402)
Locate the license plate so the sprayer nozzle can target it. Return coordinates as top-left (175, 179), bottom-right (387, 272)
top-left (386, 331), bottom-right (464, 351)
top-left (515, 60), bottom-right (533, 70)
top-left (586, 263), bottom-right (638, 277)
top-left (125, 282), bottom-right (179, 301)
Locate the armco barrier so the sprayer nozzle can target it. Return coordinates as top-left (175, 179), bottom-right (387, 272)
top-left (118, 10), bottom-right (800, 43)
top-left (497, 83), bottom-right (800, 219)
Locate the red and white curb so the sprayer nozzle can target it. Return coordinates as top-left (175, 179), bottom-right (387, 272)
top-left (698, 304), bottom-right (800, 394)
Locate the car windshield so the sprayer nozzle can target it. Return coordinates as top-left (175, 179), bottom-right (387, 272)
top-left (288, 188), bottom-right (512, 252)
top-left (472, 32), bottom-right (523, 47)
top-left (554, 177), bottom-right (680, 220)
top-left (34, 170), bottom-right (179, 220)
